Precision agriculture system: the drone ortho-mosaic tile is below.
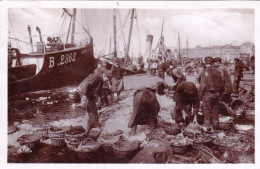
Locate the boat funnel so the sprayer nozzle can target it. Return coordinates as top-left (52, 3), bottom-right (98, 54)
top-left (36, 26), bottom-right (43, 43)
top-left (144, 35), bottom-right (153, 60)
top-left (27, 25), bottom-right (34, 53)
top-left (35, 26), bottom-right (44, 53)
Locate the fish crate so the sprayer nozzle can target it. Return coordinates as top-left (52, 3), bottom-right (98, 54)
top-left (17, 134), bottom-right (41, 150)
top-left (162, 122), bottom-right (182, 136)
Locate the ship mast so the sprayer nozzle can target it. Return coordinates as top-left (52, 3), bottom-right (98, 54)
top-left (187, 35), bottom-right (188, 58)
top-left (113, 9), bottom-right (117, 58)
top-left (71, 8), bottom-right (76, 44)
top-left (125, 9), bottom-right (135, 66)
top-left (178, 31), bottom-right (181, 60)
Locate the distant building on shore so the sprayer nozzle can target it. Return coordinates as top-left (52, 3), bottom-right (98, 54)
top-left (167, 42), bottom-right (254, 62)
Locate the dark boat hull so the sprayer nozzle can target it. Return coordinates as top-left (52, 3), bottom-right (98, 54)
top-left (8, 40), bottom-right (96, 97)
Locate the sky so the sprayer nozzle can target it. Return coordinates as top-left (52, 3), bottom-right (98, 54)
top-left (8, 8), bottom-right (254, 58)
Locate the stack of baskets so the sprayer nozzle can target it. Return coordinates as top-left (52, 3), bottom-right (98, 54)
top-left (48, 127), bottom-right (65, 146)
top-left (162, 122), bottom-right (182, 135)
top-left (74, 138), bottom-right (101, 159)
top-left (65, 126), bottom-right (86, 150)
top-left (17, 134), bottom-right (41, 150)
top-left (111, 135), bottom-right (141, 159)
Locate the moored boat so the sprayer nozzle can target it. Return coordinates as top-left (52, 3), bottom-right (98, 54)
top-left (8, 9), bottom-right (97, 97)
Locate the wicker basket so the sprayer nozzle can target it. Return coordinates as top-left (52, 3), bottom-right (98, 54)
top-left (219, 121), bottom-right (233, 131)
top-left (226, 149), bottom-right (239, 163)
top-left (231, 99), bottom-right (246, 115)
top-left (212, 138), bottom-right (237, 153)
top-left (65, 130), bottom-right (85, 150)
top-left (162, 122), bottom-right (181, 135)
top-left (48, 127), bottom-right (65, 139)
top-left (170, 143), bottom-right (191, 154)
top-left (74, 138), bottom-right (101, 159)
top-left (112, 136), bottom-right (141, 159)
top-left (193, 136), bottom-right (212, 149)
top-left (99, 134), bottom-right (119, 153)
top-left (50, 138), bottom-right (65, 146)
top-left (34, 127), bottom-right (49, 139)
top-left (17, 134), bottom-right (41, 150)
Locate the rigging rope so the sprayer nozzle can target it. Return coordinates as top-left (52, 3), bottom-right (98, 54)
top-left (8, 13), bottom-right (20, 49)
top-left (135, 10), bottom-right (143, 57)
top-left (117, 10), bottom-right (127, 50)
top-left (59, 13), bottom-right (67, 39)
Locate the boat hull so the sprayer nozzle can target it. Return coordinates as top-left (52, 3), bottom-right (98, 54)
top-left (8, 41), bottom-right (96, 97)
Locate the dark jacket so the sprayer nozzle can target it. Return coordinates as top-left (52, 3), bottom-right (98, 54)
top-left (234, 61), bottom-right (244, 79)
top-left (199, 66), bottom-right (223, 99)
top-left (128, 88), bottom-right (160, 128)
top-left (175, 82), bottom-right (199, 114)
top-left (79, 71), bottom-right (103, 100)
top-left (158, 62), bottom-right (167, 72)
top-left (111, 66), bottom-right (124, 79)
top-left (218, 66), bottom-right (233, 94)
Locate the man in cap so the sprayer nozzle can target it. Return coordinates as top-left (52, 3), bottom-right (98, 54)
top-left (233, 58), bottom-right (244, 95)
top-left (166, 64), bottom-right (186, 91)
top-left (213, 57), bottom-right (233, 105)
top-left (199, 56), bottom-right (223, 130)
top-left (158, 60), bottom-right (167, 80)
top-left (78, 70), bottom-right (109, 131)
top-left (111, 59), bottom-right (124, 101)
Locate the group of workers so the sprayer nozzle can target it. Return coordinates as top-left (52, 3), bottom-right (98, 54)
top-left (77, 55), bottom-right (247, 135)
top-left (78, 59), bottom-right (124, 131)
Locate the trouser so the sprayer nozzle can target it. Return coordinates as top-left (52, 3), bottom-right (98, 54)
top-left (201, 91), bottom-right (220, 129)
top-left (151, 69), bottom-right (156, 76)
top-left (84, 95), bottom-right (100, 130)
top-left (233, 77), bottom-right (241, 93)
top-left (221, 93), bottom-right (232, 105)
top-left (175, 102), bottom-right (193, 125)
top-left (158, 71), bottom-right (165, 80)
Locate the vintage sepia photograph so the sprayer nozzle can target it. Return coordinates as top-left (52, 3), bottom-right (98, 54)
top-left (5, 3), bottom-right (256, 166)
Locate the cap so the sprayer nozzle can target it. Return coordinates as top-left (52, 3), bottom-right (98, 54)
top-left (234, 58), bottom-right (240, 62)
top-left (213, 57), bottom-right (222, 63)
top-left (204, 56), bottom-right (213, 64)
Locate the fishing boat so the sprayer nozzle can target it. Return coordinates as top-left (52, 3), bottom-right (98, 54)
top-left (8, 9), bottom-right (96, 96)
